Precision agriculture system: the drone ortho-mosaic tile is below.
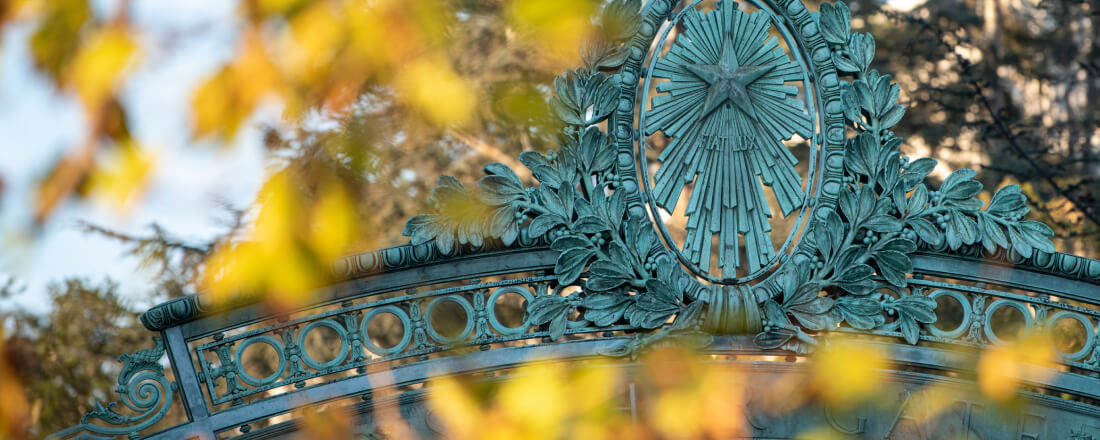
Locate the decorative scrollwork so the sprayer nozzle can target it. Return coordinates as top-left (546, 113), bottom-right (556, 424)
top-left (69, 337), bottom-right (175, 438)
top-left (401, 0), bottom-right (1057, 356)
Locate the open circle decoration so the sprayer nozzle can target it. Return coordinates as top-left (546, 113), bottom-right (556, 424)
top-left (425, 295), bottom-right (475, 344)
top-left (983, 299), bottom-right (1035, 345)
top-left (360, 305), bottom-right (413, 356)
top-left (924, 289), bottom-right (972, 339)
top-left (1045, 310), bottom-right (1095, 361)
top-left (296, 319), bottom-right (350, 370)
top-left (234, 335), bottom-right (287, 387)
top-left (487, 286), bottom-right (535, 336)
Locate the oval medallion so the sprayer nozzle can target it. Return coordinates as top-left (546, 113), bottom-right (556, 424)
top-left (637, 0), bottom-right (830, 284)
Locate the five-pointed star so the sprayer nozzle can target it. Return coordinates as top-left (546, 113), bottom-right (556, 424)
top-left (684, 33), bottom-right (774, 119)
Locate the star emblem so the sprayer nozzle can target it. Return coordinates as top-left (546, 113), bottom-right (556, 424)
top-left (643, 2), bottom-right (812, 277)
top-left (684, 33), bottom-right (775, 119)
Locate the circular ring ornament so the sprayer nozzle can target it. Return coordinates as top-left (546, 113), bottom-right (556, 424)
top-left (983, 299), bottom-right (1035, 345)
top-left (629, 0), bottom-right (846, 285)
top-left (487, 286), bottom-right (535, 336)
top-left (361, 305), bottom-right (413, 356)
top-left (1045, 310), bottom-right (1095, 361)
top-left (234, 335), bottom-right (287, 387)
top-left (424, 295), bottom-right (475, 344)
top-left (296, 319), bottom-right (350, 370)
top-left (925, 289), bottom-right (972, 340)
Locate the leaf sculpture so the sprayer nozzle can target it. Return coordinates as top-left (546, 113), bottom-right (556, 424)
top-left (403, 0), bottom-right (1056, 355)
top-left (755, 1), bottom-right (1055, 349)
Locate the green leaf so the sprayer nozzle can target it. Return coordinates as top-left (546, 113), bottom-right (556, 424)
top-left (842, 84), bottom-right (862, 122)
top-left (586, 275), bottom-right (627, 291)
top-left (909, 217), bottom-right (943, 246)
top-left (790, 308), bottom-right (836, 331)
top-left (640, 310), bottom-right (675, 329)
top-left (898, 317), bottom-right (920, 345)
top-left (599, 0), bottom-right (641, 40)
top-left (528, 295), bottom-right (569, 325)
top-left (530, 164), bottom-right (563, 188)
top-left (864, 215), bottom-right (903, 232)
top-left (584, 292), bottom-right (630, 310)
top-left (948, 211), bottom-right (980, 246)
top-left (549, 312), bottom-right (568, 340)
top-left (1008, 225), bottom-right (1034, 258)
top-left (834, 246), bottom-right (861, 275)
top-left (978, 213), bottom-right (1007, 253)
top-left (518, 150), bottom-right (551, 171)
top-left (819, 1), bottom-right (851, 45)
top-left (905, 157), bottom-right (937, 178)
top-left (878, 237), bottom-right (917, 253)
top-left (848, 32), bottom-right (875, 73)
top-left (529, 214), bottom-right (565, 238)
top-left (893, 295), bottom-right (936, 323)
top-left (836, 280), bottom-right (875, 295)
top-left (880, 104), bottom-right (905, 129)
top-left (833, 52), bottom-right (861, 73)
top-left (572, 215), bottom-right (608, 233)
top-left (944, 180), bottom-right (982, 201)
top-left (645, 278), bottom-right (681, 306)
top-left (838, 264), bottom-right (874, 283)
top-left (584, 306), bottom-right (624, 327)
top-left (835, 296), bottom-right (883, 330)
top-left (589, 260), bottom-right (631, 280)
top-left (940, 168), bottom-right (977, 195)
top-left (1017, 220), bottom-right (1055, 253)
top-left (791, 296), bottom-right (834, 315)
top-left (556, 247), bottom-right (596, 285)
top-left (551, 235), bottom-right (590, 252)
top-left (905, 185), bottom-right (929, 217)
top-left (785, 282), bottom-right (823, 307)
top-left (839, 186), bottom-right (859, 221)
top-left (853, 78), bottom-right (875, 116)
top-left (874, 249), bottom-right (912, 287)
top-left (754, 328), bottom-right (795, 349)
top-left (986, 185), bottom-right (1028, 218)
top-left (764, 299), bottom-right (793, 329)
top-left (672, 300), bottom-right (705, 331)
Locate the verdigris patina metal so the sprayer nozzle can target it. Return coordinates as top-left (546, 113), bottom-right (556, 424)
top-left (50, 0), bottom-right (1100, 439)
top-left (403, 0), bottom-right (1055, 354)
top-left (641, 1), bottom-right (816, 281)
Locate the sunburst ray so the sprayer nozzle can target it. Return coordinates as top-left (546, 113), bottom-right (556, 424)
top-left (645, 0), bottom-right (811, 277)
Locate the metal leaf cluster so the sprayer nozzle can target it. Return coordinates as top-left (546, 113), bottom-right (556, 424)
top-left (402, 0), bottom-right (1058, 356)
top-left (756, 1), bottom-right (1055, 349)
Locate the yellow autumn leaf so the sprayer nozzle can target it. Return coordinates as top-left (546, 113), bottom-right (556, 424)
top-left (497, 363), bottom-right (567, 439)
top-left (200, 242), bottom-right (266, 304)
top-left (0, 331), bottom-right (30, 439)
top-left (67, 26), bottom-right (138, 111)
top-left (255, 0), bottom-right (309, 16)
top-left (427, 375), bottom-right (484, 440)
top-left (191, 67), bottom-right (240, 139)
top-left (309, 184), bottom-right (358, 261)
top-left (283, 2), bottom-right (345, 83)
top-left (252, 172), bottom-right (299, 255)
top-left (812, 337), bottom-right (889, 408)
top-left (86, 142), bottom-right (155, 213)
top-left (508, 0), bottom-right (596, 63)
top-left (396, 55), bottom-right (476, 126)
top-left (977, 330), bottom-right (1055, 402)
top-left (192, 29), bottom-right (287, 139)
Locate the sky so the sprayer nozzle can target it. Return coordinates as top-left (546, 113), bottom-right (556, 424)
top-left (0, 0), bottom-right (272, 314)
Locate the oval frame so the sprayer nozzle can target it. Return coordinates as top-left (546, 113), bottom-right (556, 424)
top-left (619, 0), bottom-right (848, 286)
